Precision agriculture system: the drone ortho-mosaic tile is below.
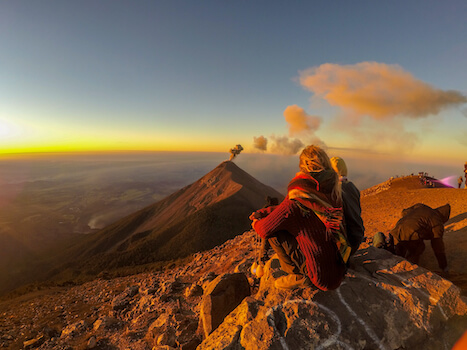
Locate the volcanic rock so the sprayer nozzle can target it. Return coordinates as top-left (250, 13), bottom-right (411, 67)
top-left (199, 247), bottom-right (467, 349)
top-left (199, 273), bottom-right (251, 337)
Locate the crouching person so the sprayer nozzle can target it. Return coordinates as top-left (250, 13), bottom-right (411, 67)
top-left (389, 203), bottom-right (451, 274)
top-left (249, 145), bottom-right (349, 291)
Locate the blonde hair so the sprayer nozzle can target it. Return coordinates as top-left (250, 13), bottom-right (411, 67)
top-left (330, 157), bottom-right (348, 177)
top-left (299, 145), bottom-right (342, 205)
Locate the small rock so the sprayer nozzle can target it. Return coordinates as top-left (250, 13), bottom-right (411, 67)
top-left (23, 335), bottom-right (44, 349)
top-left (61, 320), bottom-right (89, 338)
top-left (185, 284), bottom-right (203, 298)
top-left (156, 327), bottom-right (176, 347)
top-left (126, 285), bottom-right (139, 297)
top-left (87, 336), bottom-right (97, 349)
top-left (111, 294), bottom-right (130, 311)
top-left (42, 327), bottom-right (59, 339)
top-left (200, 273), bottom-right (251, 338)
top-left (93, 316), bottom-right (119, 330)
top-left (180, 337), bottom-right (202, 350)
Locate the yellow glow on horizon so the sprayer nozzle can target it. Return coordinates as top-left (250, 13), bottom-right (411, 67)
top-left (0, 133), bottom-right (236, 156)
top-left (0, 117), bottom-right (235, 155)
top-left (0, 142), bottom-right (224, 155)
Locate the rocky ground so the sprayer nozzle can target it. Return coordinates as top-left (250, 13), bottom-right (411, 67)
top-left (0, 232), bottom-right (261, 350)
top-left (1, 175), bottom-right (466, 349)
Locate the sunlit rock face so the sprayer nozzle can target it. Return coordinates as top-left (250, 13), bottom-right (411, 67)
top-left (199, 246), bottom-right (467, 350)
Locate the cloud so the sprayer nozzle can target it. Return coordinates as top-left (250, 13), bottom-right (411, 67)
top-left (298, 62), bottom-right (467, 120)
top-left (330, 115), bottom-right (419, 153)
top-left (253, 135), bottom-right (268, 151)
top-left (269, 135), bottom-right (304, 155)
top-left (283, 105), bottom-right (322, 136)
top-left (253, 135), bottom-right (303, 155)
top-left (253, 104), bottom-right (324, 155)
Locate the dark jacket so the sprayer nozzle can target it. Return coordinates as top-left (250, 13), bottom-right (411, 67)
top-left (342, 181), bottom-right (365, 253)
top-left (390, 203), bottom-right (451, 244)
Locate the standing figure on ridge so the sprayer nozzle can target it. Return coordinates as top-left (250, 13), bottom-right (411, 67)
top-left (458, 176), bottom-right (463, 189)
top-left (330, 156), bottom-right (365, 255)
top-left (249, 145), bottom-right (349, 291)
top-left (389, 203), bottom-right (451, 274)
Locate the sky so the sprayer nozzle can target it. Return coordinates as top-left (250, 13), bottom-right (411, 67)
top-left (1, 1), bottom-right (466, 166)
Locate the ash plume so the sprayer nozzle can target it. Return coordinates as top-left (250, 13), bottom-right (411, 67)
top-left (253, 136), bottom-right (268, 151)
top-left (298, 62), bottom-right (467, 120)
top-left (229, 144), bottom-right (244, 161)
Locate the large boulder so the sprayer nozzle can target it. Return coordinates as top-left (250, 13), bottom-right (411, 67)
top-left (198, 247), bottom-right (467, 349)
top-left (199, 273), bottom-right (251, 338)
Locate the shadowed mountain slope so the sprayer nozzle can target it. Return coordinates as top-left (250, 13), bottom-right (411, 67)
top-left (53, 161), bottom-right (283, 274)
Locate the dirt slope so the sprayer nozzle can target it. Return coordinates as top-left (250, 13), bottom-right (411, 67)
top-left (361, 175), bottom-right (467, 292)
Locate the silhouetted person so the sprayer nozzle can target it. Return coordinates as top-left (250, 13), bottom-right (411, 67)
top-left (389, 203), bottom-right (451, 274)
top-left (458, 176), bottom-right (463, 189)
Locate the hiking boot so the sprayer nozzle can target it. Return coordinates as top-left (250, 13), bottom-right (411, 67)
top-left (274, 273), bottom-right (309, 290)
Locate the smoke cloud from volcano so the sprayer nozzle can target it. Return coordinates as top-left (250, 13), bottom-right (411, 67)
top-left (253, 136), bottom-right (268, 151)
top-left (253, 105), bottom-right (322, 155)
top-left (269, 136), bottom-right (304, 155)
top-left (298, 62), bottom-right (467, 120)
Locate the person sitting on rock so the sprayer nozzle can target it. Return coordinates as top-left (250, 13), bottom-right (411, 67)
top-left (249, 145), bottom-right (349, 291)
top-left (389, 203), bottom-right (451, 274)
top-left (330, 156), bottom-right (365, 256)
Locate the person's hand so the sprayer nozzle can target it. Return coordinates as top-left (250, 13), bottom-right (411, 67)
top-left (249, 212), bottom-right (260, 221)
top-left (251, 219), bottom-right (258, 231)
